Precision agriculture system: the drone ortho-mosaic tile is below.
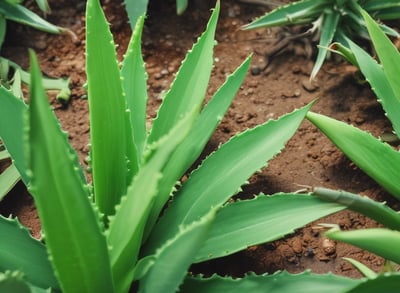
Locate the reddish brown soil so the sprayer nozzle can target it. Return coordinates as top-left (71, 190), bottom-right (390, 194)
top-left (1, 0), bottom-right (396, 280)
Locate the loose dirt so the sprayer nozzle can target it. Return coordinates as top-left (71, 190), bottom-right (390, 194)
top-left (1, 0), bottom-right (396, 280)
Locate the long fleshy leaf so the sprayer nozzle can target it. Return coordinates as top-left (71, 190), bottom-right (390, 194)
top-left (0, 1), bottom-right (61, 33)
top-left (121, 16), bottom-right (148, 165)
top-left (147, 1), bottom-right (219, 145)
top-left (0, 271), bottom-right (31, 293)
top-left (311, 10), bottom-right (340, 79)
top-left (361, 9), bottom-right (400, 135)
top-left (313, 187), bottom-right (400, 231)
top-left (144, 55), bottom-right (253, 239)
top-left (243, 0), bottom-right (326, 30)
top-left (346, 273), bottom-right (400, 293)
top-left (143, 103), bottom-right (313, 256)
top-left (138, 209), bottom-right (216, 293)
top-left (180, 271), bottom-right (360, 292)
top-left (0, 87), bottom-right (28, 184)
top-left (176, 0), bottom-right (188, 15)
top-left (0, 163), bottom-right (20, 201)
top-left (306, 112), bottom-right (400, 199)
top-left (341, 36), bottom-right (400, 136)
top-left (194, 193), bottom-right (344, 262)
top-left (0, 216), bottom-right (59, 290)
top-left (123, 0), bottom-right (148, 30)
top-left (86, 0), bottom-right (129, 215)
top-left (326, 228), bottom-right (400, 264)
top-left (27, 51), bottom-right (114, 293)
top-left (108, 111), bottom-right (196, 293)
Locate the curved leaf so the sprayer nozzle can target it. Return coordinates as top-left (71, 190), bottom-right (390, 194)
top-left (326, 228), bottom-right (400, 264)
top-left (144, 103), bottom-right (314, 256)
top-left (86, 0), bottom-right (130, 215)
top-left (27, 51), bottom-right (114, 293)
top-left (307, 112), bottom-right (400, 199)
top-left (194, 193), bottom-right (344, 262)
top-left (0, 216), bottom-right (58, 289)
top-left (147, 1), bottom-right (219, 144)
top-left (347, 273), bottom-right (400, 293)
top-left (180, 271), bottom-right (360, 293)
top-left (138, 209), bottom-right (216, 293)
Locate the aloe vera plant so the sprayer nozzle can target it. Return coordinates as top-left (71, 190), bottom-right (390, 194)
top-left (243, 0), bottom-right (400, 78)
top-left (0, 0), bottom-right (372, 292)
top-left (306, 8), bottom-right (400, 290)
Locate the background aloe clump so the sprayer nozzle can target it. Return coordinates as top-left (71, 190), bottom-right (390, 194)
top-left (305, 9), bottom-right (400, 290)
top-left (243, 0), bottom-right (400, 78)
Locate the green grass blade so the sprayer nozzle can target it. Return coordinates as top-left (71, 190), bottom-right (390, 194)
top-left (180, 271), bottom-right (360, 293)
top-left (243, 0), bottom-right (325, 30)
top-left (307, 112), bottom-right (400, 199)
top-left (147, 1), bottom-right (219, 145)
top-left (144, 55), bottom-right (252, 239)
top-left (176, 0), bottom-right (188, 15)
top-left (194, 193), bottom-right (344, 262)
top-left (0, 87), bottom-right (28, 184)
top-left (311, 10), bottom-right (340, 79)
top-left (0, 164), bottom-right (20, 201)
top-left (347, 273), bottom-right (400, 293)
top-left (121, 16), bottom-right (148, 163)
top-left (313, 187), bottom-right (400, 231)
top-left (123, 0), bottom-right (148, 30)
top-left (86, 0), bottom-right (129, 215)
top-left (0, 1), bottom-right (61, 33)
top-left (143, 103), bottom-right (313, 256)
top-left (342, 258), bottom-right (377, 279)
top-left (139, 209), bottom-right (216, 293)
top-left (27, 51), bottom-right (114, 293)
top-left (0, 216), bottom-right (59, 289)
top-left (108, 112), bottom-right (196, 293)
top-left (326, 228), bottom-right (400, 264)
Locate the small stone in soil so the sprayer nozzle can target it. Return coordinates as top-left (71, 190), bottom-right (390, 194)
top-left (251, 66), bottom-right (261, 76)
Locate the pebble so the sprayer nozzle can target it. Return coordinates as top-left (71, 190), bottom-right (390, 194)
top-left (251, 66), bottom-right (261, 76)
top-left (302, 79), bottom-right (319, 92)
top-left (321, 238), bottom-right (336, 255)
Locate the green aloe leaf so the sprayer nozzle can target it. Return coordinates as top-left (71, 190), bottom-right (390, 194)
top-left (176, 0), bottom-right (188, 15)
top-left (121, 15), bottom-right (148, 165)
top-left (346, 273), bottom-right (400, 293)
top-left (0, 271), bottom-right (31, 293)
top-left (0, 216), bottom-right (59, 290)
top-left (194, 193), bottom-right (344, 262)
top-left (180, 271), bottom-right (360, 292)
top-left (147, 1), bottom-right (219, 145)
top-left (306, 112), bottom-right (400, 199)
top-left (144, 103), bottom-right (313, 255)
top-left (313, 187), bottom-right (400, 231)
top-left (361, 9), bottom-right (400, 134)
top-left (243, 0), bottom-right (326, 30)
top-left (108, 111), bottom-right (197, 293)
top-left (326, 228), bottom-right (400, 264)
top-left (342, 258), bottom-right (377, 279)
top-left (27, 51), bottom-right (114, 293)
top-left (0, 1), bottom-right (61, 34)
top-left (124, 0), bottom-right (148, 30)
top-left (144, 55), bottom-right (252, 239)
top-left (311, 10), bottom-right (340, 79)
top-left (86, 0), bottom-right (131, 215)
top-left (0, 87), bottom-right (28, 184)
top-left (138, 209), bottom-right (216, 293)
top-left (0, 163), bottom-right (20, 201)
top-left (338, 36), bottom-right (400, 136)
